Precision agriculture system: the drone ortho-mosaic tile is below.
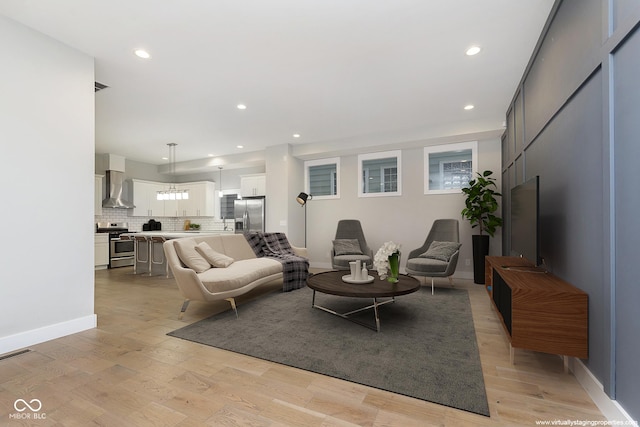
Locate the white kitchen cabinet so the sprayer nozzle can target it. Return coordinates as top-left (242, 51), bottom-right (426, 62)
top-left (95, 233), bottom-right (109, 269)
top-left (132, 179), bottom-right (165, 217)
top-left (163, 193), bottom-right (179, 217)
top-left (176, 182), bottom-right (215, 217)
top-left (132, 179), bottom-right (215, 217)
top-left (95, 175), bottom-right (103, 216)
top-left (165, 182), bottom-right (215, 217)
top-left (240, 174), bottom-right (266, 197)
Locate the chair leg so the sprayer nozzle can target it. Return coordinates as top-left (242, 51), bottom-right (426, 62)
top-left (226, 297), bottom-right (238, 318)
top-left (431, 277), bottom-right (435, 295)
top-left (448, 276), bottom-right (454, 288)
top-left (178, 299), bottom-right (190, 319)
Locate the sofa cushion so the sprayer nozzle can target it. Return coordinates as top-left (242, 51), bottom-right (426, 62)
top-left (219, 234), bottom-right (260, 261)
top-left (174, 238), bottom-right (211, 273)
top-left (419, 241), bottom-right (461, 262)
top-left (195, 241), bottom-right (234, 268)
top-left (333, 239), bottom-right (363, 255)
top-left (199, 258), bottom-right (283, 293)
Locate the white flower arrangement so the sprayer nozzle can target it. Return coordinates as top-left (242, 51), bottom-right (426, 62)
top-left (373, 241), bottom-right (401, 280)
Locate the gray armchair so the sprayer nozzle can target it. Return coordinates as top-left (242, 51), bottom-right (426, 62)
top-left (406, 219), bottom-right (460, 294)
top-left (331, 219), bottom-right (373, 270)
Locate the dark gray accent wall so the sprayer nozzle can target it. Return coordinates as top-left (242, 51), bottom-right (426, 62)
top-left (612, 26), bottom-right (640, 418)
top-left (502, 0), bottom-right (639, 419)
top-left (525, 74), bottom-right (605, 379)
top-left (523, 0), bottom-right (602, 142)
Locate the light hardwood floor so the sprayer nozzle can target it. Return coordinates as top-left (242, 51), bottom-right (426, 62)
top-left (0, 267), bottom-right (605, 426)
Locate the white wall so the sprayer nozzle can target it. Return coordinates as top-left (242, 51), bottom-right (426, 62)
top-left (0, 16), bottom-right (96, 353)
top-left (304, 138), bottom-right (502, 278)
top-left (264, 144), bottom-right (305, 246)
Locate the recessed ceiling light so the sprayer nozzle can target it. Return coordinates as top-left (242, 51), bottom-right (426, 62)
top-left (162, 156), bottom-right (168, 160)
top-left (464, 104), bottom-right (475, 110)
top-left (237, 104), bottom-right (247, 110)
top-left (293, 134), bottom-right (301, 138)
top-left (134, 49), bottom-right (151, 59)
top-left (208, 154), bottom-right (214, 157)
top-left (237, 145), bottom-right (244, 149)
top-left (465, 46), bottom-right (481, 56)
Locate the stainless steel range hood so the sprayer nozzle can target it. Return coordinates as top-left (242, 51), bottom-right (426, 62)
top-left (102, 170), bottom-right (135, 209)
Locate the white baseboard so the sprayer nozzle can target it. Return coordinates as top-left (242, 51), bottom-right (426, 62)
top-left (0, 314), bottom-right (97, 356)
top-left (570, 358), bottom-right (636, 423)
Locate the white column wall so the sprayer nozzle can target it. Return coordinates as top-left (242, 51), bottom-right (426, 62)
top-left (0, 16), bottom-right (96, 353)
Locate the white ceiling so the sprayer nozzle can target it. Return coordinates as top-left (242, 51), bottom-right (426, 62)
top-left (0, 0), bottom-right (554, 171)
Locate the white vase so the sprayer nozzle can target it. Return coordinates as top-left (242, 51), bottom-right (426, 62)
top-left (349, 261), bottom-right (357, 279)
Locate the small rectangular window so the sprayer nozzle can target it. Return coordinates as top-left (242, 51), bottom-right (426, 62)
top-left (424, 141), bottom-right (478, 194)
top-left (358, 150), bottom-right (402, 197)
top-left (304, 158), bottom-right (340, 199)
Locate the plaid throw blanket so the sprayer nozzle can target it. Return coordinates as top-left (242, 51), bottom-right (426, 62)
top-left (244, 232), bottom-right (309, 291)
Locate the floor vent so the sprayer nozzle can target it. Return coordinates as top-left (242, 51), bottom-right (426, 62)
top-left (95, 81), bottom-right (109, 92)
top-left (0, 349), bottom-right (31, 361)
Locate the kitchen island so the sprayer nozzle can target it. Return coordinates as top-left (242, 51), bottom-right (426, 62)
top-left (122, 230), bottom-right (236, 275)
top-left (122, 230), bottom-right (235, 239)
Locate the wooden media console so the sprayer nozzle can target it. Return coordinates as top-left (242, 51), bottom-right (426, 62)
top-left (485, 256), bottom-right (588, 371)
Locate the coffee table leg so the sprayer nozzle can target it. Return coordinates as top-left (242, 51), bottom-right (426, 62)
top-left (312, 297), bottom-right (395, 332)
top-left (373, 298), bottom-right (380, 332)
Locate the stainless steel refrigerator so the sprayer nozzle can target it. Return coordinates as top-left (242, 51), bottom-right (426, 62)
top-left (234, 197), bottom-right (265, 233)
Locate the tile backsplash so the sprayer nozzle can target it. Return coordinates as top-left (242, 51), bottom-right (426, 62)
top-left (95, 210), bottom-right (233, 232)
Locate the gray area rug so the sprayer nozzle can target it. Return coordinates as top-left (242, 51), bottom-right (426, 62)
top-left (168, 285), bottom-right (490, 416)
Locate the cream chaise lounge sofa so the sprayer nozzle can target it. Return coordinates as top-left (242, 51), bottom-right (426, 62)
top-left (164, 233), bottom-right (307, 318)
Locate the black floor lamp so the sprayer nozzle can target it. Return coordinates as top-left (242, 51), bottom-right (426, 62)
top-left (296, 192), bottom-right (312, 247)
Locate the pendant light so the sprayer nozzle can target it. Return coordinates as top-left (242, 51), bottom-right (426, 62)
top-left (157, 143), bottom-right (189, 201)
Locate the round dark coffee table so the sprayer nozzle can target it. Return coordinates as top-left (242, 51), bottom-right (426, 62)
top-left (306, 270), bottom-right (420, 332)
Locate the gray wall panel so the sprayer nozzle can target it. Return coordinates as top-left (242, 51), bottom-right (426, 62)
top-left (506, 107), bottom-right (515, 164)
top-left (503, 0), bottom-right (640, 418)
top-left (613, 26), bottom-right (640, 418)
top-left (514, 91), bottom-right (524, 153)
top-left (514, 155), bottom-right (524, 185)
top-left (523, 0), bottom-right (602, 143)
top-left (524, 73), bottom-right (605, 380)
top-left (613, 0), bottom-right (640, 31)
top-left (501, 168), bottom-right (510, 256)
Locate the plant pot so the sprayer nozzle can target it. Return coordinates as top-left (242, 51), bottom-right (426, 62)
top-left (472, 235), bottom-right (490, 284)
top-left (387, 252), bottom-right (400, 283)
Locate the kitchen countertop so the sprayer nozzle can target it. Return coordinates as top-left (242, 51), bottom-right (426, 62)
top-left (122, 230), bottom-right (235, 239)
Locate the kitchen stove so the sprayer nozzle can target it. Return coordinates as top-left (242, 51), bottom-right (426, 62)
top-left (96, 222), bottom-right (134, 268)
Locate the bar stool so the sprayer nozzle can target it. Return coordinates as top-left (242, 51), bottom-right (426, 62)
top-left (134, 235), bottom-right (150, 274)
top-left (150, 236), bottom-right (170, 277)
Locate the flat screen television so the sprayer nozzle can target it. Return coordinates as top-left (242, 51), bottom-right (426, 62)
top-left (510, 176), bottom-right (541, 266)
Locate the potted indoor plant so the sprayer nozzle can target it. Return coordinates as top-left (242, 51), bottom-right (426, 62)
top-left (461, 170), bottom-right (503, 284)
